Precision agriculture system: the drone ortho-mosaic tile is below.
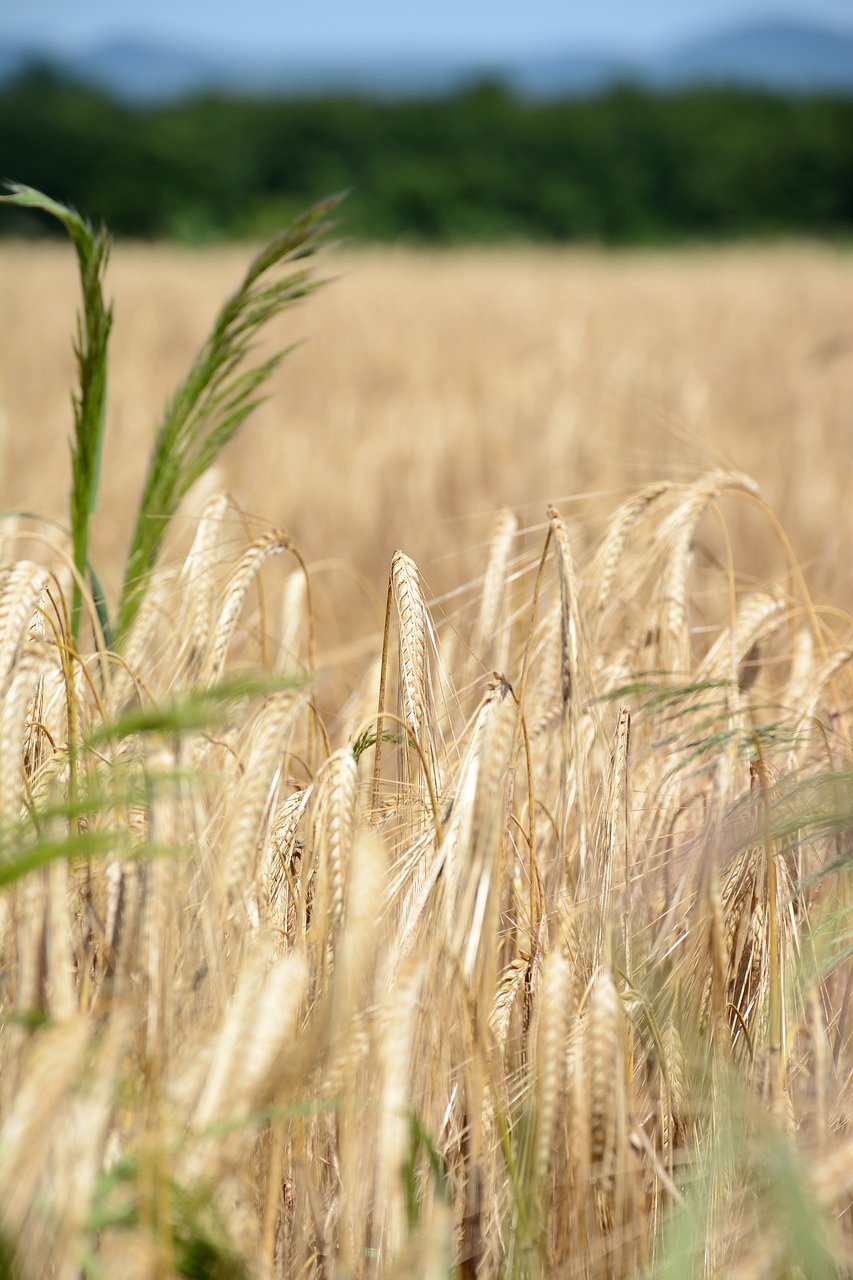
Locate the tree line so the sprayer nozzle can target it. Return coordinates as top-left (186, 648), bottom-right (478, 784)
top-left (2, 67), bottom-right (852, 243)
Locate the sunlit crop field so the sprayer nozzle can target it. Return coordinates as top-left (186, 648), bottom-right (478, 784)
top-left (3, 243), bottom-right (852, 612)
top-left (1, 241), bottom-right (853, 1278)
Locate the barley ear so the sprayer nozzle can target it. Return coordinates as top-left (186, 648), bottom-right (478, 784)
top-left (472, 507), bottom-right (517, 675)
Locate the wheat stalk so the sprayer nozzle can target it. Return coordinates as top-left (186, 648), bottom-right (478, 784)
top-left (471, 507), bottom-right (517, 677)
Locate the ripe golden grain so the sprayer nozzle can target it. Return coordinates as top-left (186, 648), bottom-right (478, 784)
top-left (1, 243), bottom-right (853, 1276)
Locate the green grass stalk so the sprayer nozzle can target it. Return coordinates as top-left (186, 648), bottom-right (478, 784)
top-left (0, 184), bottom-right (112, 643)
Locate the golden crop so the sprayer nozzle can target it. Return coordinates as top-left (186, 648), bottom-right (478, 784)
top-left (0, 242), bottom-right (852, 1278)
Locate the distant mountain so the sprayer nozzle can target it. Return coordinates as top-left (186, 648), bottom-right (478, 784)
top-left (0, 37), bottom-right (486, 101)
top-left (500, 52), bottom-right (633, 98)
top-left (648, 19), bottom-right (853, 93)
top-left (2, 17), bottom-right (853, 101)
top-left (0, 41), bottom-right (39, 83)
top-left (69, 39), bottom-right (238, 101)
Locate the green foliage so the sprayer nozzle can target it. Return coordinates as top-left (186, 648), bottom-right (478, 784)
top-left (651, 1089), bottom-right (838, 1280)
top-left (2, 71), bottom-right (853, 244)
top-left (0, 182), bottom-right (335, 646)
top-left (116, 197), bottom-right (336, 638)
top-left (0, 672), bottom-right (304, 893)
top-left (86, 1152), bottom-right (251, 1280)
top-left (0, 184), bottom-right (112, 642)
top-left (0, 1232), bottom-right (17, 1280)
top-left (85, 672), bottom-right (304, 746)
top-left (403, 1112), bottom-right (450, 1234)
top-left (351, 727), bottom-right (399, 763)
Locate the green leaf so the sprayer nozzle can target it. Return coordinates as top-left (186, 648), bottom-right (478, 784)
top-left (1, 183), bottom-right (113, 644)
top-left (117, 194), bottom-right (342, 641)
top-left (84, 672), bottom-right (306, 747)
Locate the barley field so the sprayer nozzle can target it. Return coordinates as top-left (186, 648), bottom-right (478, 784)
top-left (0, 237), bottom-right (853, 1278)
top-left (3, 243), bottom-right (853, 605)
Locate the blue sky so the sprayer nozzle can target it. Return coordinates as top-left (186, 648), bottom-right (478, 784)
top-left (4, 0), bottom-right (853, 59)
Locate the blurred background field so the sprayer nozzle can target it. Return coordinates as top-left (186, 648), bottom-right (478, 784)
top-left (1, 239), bottom-right (852, 646)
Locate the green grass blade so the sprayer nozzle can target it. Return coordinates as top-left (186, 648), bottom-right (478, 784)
top-left (1, 183), bottom-right (113, 644)
top-left (84, 671), bottom-right (306, 747)
top-left (117, 194), bottom-right (341, 643)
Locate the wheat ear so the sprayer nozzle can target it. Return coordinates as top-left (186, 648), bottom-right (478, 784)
top-left (202, 529), bottom-right (291, 685)
top-left (376, 960), bottom-right (425, 1260)
top-left (585, 967), bottom-right (624, 1234)
top-left (590, 481), bottom-right (671, 623)
top-left (535, 946), bottom-right (572, 1180)
top-left (699, 589), bottom-right (785, 688)
top-left (222, 691), bottom-right (305, 907)
top-left (391, 549), bottom-right (429, 748)
top-left (179, 491), bottom-right (231, 673)
top-left (548, 505), bottom-right (591, 878)
top-left (316, 746), bottom-right (358, 930)
top-left (0, 643), bottom-right (51, 826)
top-left (0, 562), bottom-right (49, 687)
top-left (472, 507), bottom-right (517, 674)
top-left (595, 705), bottom-right (631, 969)
top-left (278, 568), bottom-right (307, 673)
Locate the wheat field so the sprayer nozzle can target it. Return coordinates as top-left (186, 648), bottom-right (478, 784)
top-left (3, 243), bottom-right (853, 604)
top-left (0, 241), bottom-right (852, 1278)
